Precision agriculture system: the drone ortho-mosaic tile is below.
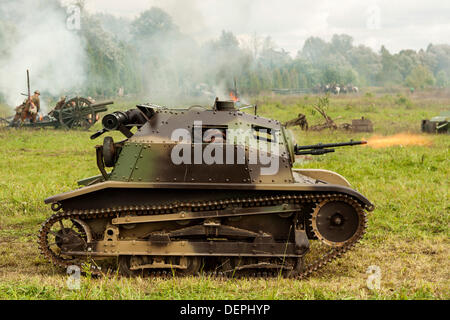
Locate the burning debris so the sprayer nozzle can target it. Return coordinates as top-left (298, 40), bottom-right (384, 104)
top-left (229, 91), bottom-right (239, 102)
top-left (229, 78), bottom-right (241, 105)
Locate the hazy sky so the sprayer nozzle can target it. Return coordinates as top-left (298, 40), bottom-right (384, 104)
top-left (75, 0), bottom-right (450, 55)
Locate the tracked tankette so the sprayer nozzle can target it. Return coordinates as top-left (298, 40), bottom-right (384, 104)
top-left (39, 99), bottom-right (374, 278)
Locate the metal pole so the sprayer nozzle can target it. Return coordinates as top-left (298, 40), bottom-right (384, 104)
top-left (27, 69), bottom-right (30, 102)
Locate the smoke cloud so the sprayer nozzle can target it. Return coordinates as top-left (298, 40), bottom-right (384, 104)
top-left (0, 0), bottom-right (86, 111)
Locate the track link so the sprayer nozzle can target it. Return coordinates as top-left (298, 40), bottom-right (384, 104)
top-left (38, 192), bottom-right (369, 279)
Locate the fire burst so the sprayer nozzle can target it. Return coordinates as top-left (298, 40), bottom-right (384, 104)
top-left (229, 92), bottom-right (239, 102)
top-left (365, 133), bottom-right (432, 148)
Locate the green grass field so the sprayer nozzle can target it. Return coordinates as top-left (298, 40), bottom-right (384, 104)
top-left (0, 92), bottom-right (448, 299)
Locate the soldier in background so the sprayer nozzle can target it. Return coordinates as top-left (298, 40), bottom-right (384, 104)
top-left (12, 101), bottom-right (25, 124)
top-left (29, 90), bottom-right (40, 122)
top-left (49, 96), bottom-right (66, 117)
top-left (12, 89), bottom-right (41, 124)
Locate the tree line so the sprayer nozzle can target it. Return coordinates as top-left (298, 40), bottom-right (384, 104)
top-left (1, 2), bottom-right (449, 101)
top-left (84, 7), bottom-right (450, 96)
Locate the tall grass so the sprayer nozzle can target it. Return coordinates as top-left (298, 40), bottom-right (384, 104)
top-left (0, 93), bottom-right (448, 299)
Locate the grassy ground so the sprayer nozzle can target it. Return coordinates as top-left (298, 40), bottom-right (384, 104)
top-left (0, 92), bottom-right (448, 299)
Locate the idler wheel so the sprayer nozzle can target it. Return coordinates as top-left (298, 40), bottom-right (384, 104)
top-left (118, 256), bottom-right (143, 277)
top-left (40, 217), bottom-right (88, 263)
top-left (103, 136), bottom-right (116, 167)
top-left (176, 257), bottom-right (202, 276)
top-left (311, 199), bottom-right (364, 247)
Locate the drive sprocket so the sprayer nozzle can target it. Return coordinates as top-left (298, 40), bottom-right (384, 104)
top-left (310, 196), bottom-right (366, 247)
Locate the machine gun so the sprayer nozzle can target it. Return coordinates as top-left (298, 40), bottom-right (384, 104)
top-left (90, 105), bottom-right (151, 139)
top-left (294, 140), bottom-right (367, 155)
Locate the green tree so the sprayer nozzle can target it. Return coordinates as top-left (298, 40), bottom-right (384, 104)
top-left (342, 67), bottom-right (358, 84)
top-left (331, 34), bottom-right (353, 55)
top-left (81, 15), bottom-right (140, 96)
top-left (376, 46), bottom-right (402, 85)
top-left (436, 70), bottom-right (448, 87)
top-left (321, 66), bottom-right (340, 84)
top-left (300, 37), bottom-right (329, 63)
top-left (405, 65), bottom-right (436, 89)
top-left (131, 8), bottom-right (177, 40)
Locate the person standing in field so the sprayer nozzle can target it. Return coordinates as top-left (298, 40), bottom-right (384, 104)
top-left (12, 90), bottom-right (41, 124)
top-left (29, 90), bottom-right (41, 123)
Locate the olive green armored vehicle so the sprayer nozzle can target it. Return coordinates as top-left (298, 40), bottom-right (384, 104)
top-left (421, 111), bottom-right (449, 134)
top-left (39, 100), bottom-right (374, 278)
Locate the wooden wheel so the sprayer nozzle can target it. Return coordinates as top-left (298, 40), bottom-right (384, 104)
top-left (0, 117), bottom-right (11, 129)
top-left (58, 97), bottom-right (95, 130)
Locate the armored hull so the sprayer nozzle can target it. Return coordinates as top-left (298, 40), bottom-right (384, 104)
top-left (39, 101), bottom-right (374, 278)
top-left (421, 112), bottom-right (449, 134)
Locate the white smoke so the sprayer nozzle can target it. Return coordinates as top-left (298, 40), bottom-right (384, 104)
top-left (0, 0), bottom-right (86, 111)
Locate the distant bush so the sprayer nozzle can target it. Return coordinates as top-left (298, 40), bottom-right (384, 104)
top-left (395, 94), bottom-right (413, 108)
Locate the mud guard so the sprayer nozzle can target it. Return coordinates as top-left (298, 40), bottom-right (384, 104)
top-left (45, 181), bottom-right (374, 211)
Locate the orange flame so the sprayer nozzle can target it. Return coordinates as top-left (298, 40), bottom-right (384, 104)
top-left (364, 133), bottom-right (432, 148)
top-left (229, 91), bottom-right (239, 102)
top-left (39, 115), bottom-right (43, 121)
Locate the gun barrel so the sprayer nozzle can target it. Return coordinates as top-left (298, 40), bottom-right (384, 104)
top-left (90, 100), bottom-right (114, 109)
top-left (295, 140), bottom-right (366, 151)
top-left (92, 107), bottom-right (151, 140)
top-left (102, 109), bottom-right (147, 131)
